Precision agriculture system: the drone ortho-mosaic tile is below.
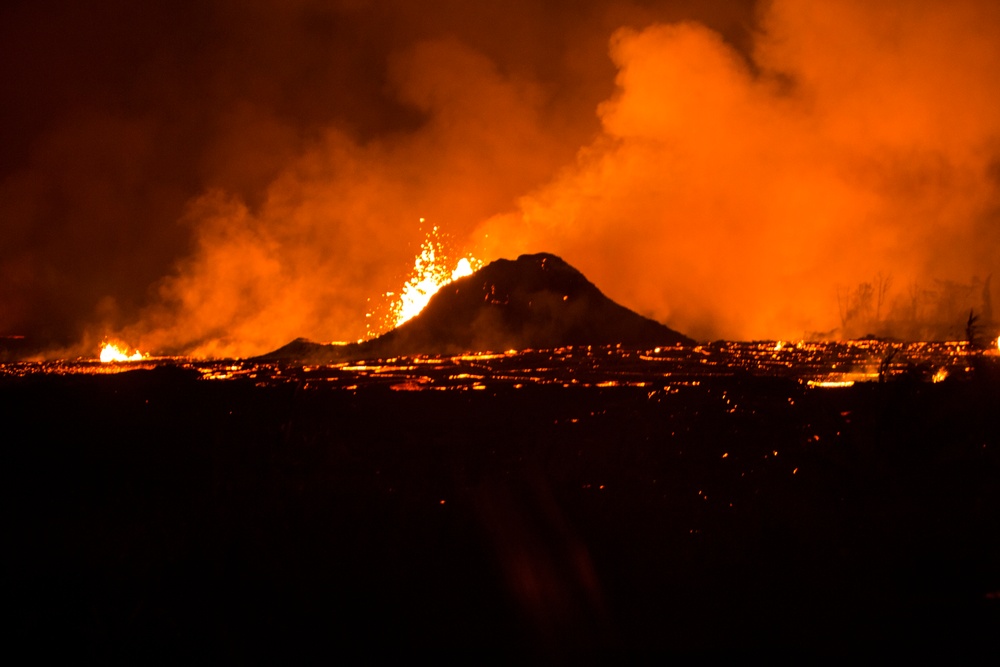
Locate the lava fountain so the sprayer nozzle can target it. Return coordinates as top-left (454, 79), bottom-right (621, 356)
top-left (370, 222), bottom-right (481, 335)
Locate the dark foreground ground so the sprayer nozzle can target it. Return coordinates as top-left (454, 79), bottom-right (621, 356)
top-left (4, 357), bottom-right (999, 661)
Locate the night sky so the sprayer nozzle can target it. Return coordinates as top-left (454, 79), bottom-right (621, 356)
top-left (2, 0), bottom-right (998, 357)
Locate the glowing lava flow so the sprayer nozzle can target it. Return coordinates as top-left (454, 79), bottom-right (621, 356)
top-left (384, 224), bottom-right (481, 329)
top-left (99, 342), bottom-right (145, 362)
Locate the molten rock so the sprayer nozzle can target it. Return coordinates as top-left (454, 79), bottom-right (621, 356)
top-left (265, 253), bottom-right (692, 361)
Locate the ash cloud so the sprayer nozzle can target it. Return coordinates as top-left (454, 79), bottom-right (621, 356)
top-left (2, 0), bottom-right (996, 356)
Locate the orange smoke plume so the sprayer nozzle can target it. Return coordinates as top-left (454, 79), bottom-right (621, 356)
top-left (103, 0), bottom-right (1000, 355)
top-left (478, 0), bottom-right (1000, 341)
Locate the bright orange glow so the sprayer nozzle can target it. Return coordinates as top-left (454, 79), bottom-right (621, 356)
top-left (475, 3), bottom-right (1000, 342)
top-left (807, 380), bottom-right (855, 388)
top-left (36, 1), bottom-right (995, 358)
top-left (388, 224), bottom-right (481, 328)
top-left (99, 342), bottom-right (145, 363)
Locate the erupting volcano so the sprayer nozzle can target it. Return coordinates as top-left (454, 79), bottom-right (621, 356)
top-left (264, 252), bottom-right (692, 361)
top-left (5, 1), bottom-right (1000, 659)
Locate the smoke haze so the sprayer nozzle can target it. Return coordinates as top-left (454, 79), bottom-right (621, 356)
top-left (1, 0), bottom-right (997, 356)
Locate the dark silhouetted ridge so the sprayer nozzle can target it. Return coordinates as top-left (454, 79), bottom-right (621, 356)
top-left (261, 253), bottom-right (692, 361)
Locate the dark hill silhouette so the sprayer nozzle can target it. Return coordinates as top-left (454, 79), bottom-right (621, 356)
top-left (262, 253), bottom-right (692, 361)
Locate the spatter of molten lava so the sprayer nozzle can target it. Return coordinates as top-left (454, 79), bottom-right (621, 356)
top-left (99, 342), bottom-right (146, 363)
top-left (370, 223), bottom-right (481, 334)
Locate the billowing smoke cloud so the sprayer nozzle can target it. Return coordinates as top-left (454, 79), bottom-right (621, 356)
top-left (128, 37), bottom-right (574, 357)
top-left (479, 0), bottom-right (1000, 341)
top-left (2, 0), bottom-right (996, 356)
top-left (1, 0), bottom-right (755, 356)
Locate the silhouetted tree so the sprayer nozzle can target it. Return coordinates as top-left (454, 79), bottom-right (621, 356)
top-left (966, 310), bottom-right (981, 348)
top-left (878, 345), bottom-right (899, 382)
top-left (875, 272), bottom-right (892, 323)
top-left (837, 279), bottom-right (880, 337)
